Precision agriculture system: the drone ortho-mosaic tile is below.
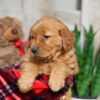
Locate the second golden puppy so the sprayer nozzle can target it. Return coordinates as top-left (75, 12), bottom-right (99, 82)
top-left (18, 16), bottom-right (79, 99)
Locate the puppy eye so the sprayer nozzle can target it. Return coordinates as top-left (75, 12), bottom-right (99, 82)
top-left (31, 36), bottom-right (34, 39)
top-left (44, 35), bottom-right (50, 39)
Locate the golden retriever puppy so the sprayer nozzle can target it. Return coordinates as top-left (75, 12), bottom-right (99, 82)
top-left (18, 16), bottom-right (79, 99)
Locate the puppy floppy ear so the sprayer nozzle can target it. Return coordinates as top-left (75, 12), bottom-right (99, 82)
top-left (59, 28), bottom-right (75, 52)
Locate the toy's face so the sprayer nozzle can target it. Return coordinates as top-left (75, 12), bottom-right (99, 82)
top-left (3, 27), bottom-right (21, 42)
top-left (0, 17), bottom-right (23, 42)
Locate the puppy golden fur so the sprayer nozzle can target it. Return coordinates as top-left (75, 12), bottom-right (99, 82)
top-left (18, 16), bottom-right (79, 99)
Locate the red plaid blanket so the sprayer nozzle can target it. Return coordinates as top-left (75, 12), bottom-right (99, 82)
top-left (0, 64), bottom-right (73, 100)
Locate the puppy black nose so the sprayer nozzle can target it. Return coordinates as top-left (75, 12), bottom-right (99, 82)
top-left (31, 47), bottom-right (38, 54)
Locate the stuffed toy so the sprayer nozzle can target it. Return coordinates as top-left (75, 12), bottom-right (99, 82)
top-left (0, 16), bottom-right (26, 68)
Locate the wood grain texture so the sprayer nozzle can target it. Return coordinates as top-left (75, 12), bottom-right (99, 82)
top-left (0, 0), bottom-right (100, 55)
top-left (82, 0), bottom-right (100, 57)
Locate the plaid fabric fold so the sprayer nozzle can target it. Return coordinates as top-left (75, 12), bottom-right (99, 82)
top-left (0, 65), bottom-right (73, 100)
top-left (0, 65), bottom-right (21, 100)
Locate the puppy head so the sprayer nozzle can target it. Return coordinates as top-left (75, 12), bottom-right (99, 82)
top-left (28, 16), bottom-right (74, 59)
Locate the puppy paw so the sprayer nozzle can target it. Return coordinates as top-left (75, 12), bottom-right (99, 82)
top-left (17, 78), bottom-right (34, 93)
top-left (49, 78), bottom-right (65, 92)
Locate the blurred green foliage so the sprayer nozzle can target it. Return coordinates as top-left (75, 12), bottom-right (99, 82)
top-left (73, 25), bottom-right (100, 97)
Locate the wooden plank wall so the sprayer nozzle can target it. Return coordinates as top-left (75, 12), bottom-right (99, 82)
top-left (82, 0), bottom-right (100, 55)
top-left (0, 0), bottom-right (80, 39)
top-left (0, 0), bottom-right (100, 54)
top-left (0, 0), bottom-right (52, 39)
